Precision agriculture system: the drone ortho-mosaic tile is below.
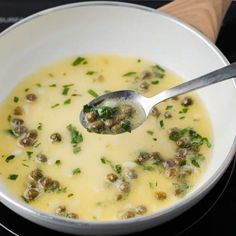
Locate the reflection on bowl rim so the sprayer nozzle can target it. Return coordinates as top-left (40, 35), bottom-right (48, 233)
top-left (0, 0), bottom-right (235, 227)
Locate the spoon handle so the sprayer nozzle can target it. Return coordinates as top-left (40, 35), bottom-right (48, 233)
top-left (148, 62), bottom-right (236, 110)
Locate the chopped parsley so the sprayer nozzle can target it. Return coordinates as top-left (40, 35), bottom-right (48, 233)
top-left (51, 103), bottom-right (60, 108)
top-left (151, 80), bottom-right (159, 85)
top-left (8, 174), bottom-right (18, 180)
top-left (166, 105), bottom-right (173, 110)
top-left (96, 106), bottom-right (118, 120)
top-left (64, 99), bottom-right (71, 105)
top-left (191, 159), bottom-right (200, 167)
top-left (179, 107), bottom-right (188, 114)
top-left (152, 64), bottom-right (165, 78)
top-left (26, 151), bottom-right (33, 159)
top-left (88, 89), bottom-right (99, 98)
top-left (121, 121), bottom-right (131, 133)
top-left (147, 130), bottom-right (154, 135)
top-left (122, 72), bottom-right (136, 77)
top-left (13, 96), bottom-right (19, 103)
top-left (37, 123), bottom-right (42, 130)
top-left (49, 84), bottom-right (57, 87)
top-left (86, 71), bottom-right (96, 75)
top-left (5, 129), bottom-right (17, 138)
top-left (5, 155), bottom-right (15, 163)
top-left (115, 164), bottom-right (122, 174)
top-left (72, 168), bottom-right (81, 175)
top-left (67, 193), bottom-right (74, 198)
top-left (62, 87), bottom-right (70, 95)
top-left (100, 157), bottom-right (122, 175)
top-left (55, 160), bottom-right (61, 166)
top-left (67, 124), bottom-right (83, 154)
top-left (160, 120), bottom-right (164, 128)
top-left (72, 57), bottom-right (86, 66)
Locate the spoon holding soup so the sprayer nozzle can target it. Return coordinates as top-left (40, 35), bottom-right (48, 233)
top-left (80, 62), bottom-right (236, 134)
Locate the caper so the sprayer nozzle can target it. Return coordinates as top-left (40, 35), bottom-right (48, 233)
top-left (154, 191), bottom-right (167, 200)
top-left (121, 210), bottom-right (135, 219)
top-left (106, 173), bottom-right (118, 182)
top-left (11, 118), bottom-right (24, 127)
top-left (150, 106), bottom-right (160, 118)
top-left (135, 205), bottom-right (147, 215)
top-left (13, 106), bottom-right (24, 116)
top-left (23, 188), bottom-right (40, 201)
top-left (119, 181), bottom-right (130, 193)
top-left (35, 154), bottom-right (47, 163)
top-left (55, 205), bottom-right (66, 215)
top-left (164, 111), bottom-right (172, 119)
top-left (139, 81), bottom-right (149, 91)
top-left (29, 169), bottom-right (43, 181)
top-left (140, 70), bottom-right (152, 79)
top-left (181, 97), bottom-right (193, 106)
top-left (50, 133), bottom-right (62, 143)
top-left (137, 152), bottom-right (150, 163)
top-left (67, 212), bottom-right (78, 219)
top-left (111, 124), bottom-right (122, 134)
top-left (26, 93), bottom-right (37, 102)
top-left (125, 169), bottom-right (138, 179)
top-left (86, 111), bottom-right (97, 122)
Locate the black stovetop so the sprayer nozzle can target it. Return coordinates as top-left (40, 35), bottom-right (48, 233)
top-left (0, 1), bottom-right (236, 236)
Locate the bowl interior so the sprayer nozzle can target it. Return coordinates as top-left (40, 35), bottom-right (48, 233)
top-left (0, 1), bottom-right (235, 231)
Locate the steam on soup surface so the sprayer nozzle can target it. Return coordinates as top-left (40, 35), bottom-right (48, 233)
top-left (0, 55), bottom-right (212, 220)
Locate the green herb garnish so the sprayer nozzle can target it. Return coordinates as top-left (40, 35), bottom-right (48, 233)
top-left (13, 96), bottom-right (19, 103)
top-left (166, 105), bottom-right (173, 110)
top-left (26, 151), bottom-right (33, 159)
top-left (83, 104), bottom-right (94, 113)
top-left (72, 168), bottom-right (81, 175)
top-left (96, 106), bottom-right (118, 120)
top-left (49, 84), bottom-right (57, 87)
top-left (67, 124), bottom-right (83, 145)
top-left (67, 193), bottom-right (74, 198)
top-left (151, 80), bottom-right (159, 85)
top-left (122, 72), bottom-right (136, 77)
top-left (37, 123), bottom-right (42, 130)
top-left (72, 57), bottom-right (86, 66)
top-left (5, 155), bottom-right (15, 163)
top-left (179, 107), bottom-right (188, 114)
top-left (5, 129), bottom-right (17, 138)
top-left (115, 164), bottom-right (122, 174)
top-left (121, 121), bottom-right (132, 133)
top-left (160, 120), bottom-right (164, 128)
top-left (88, 89), bottom-right (99, 98)
top-left (86, 71), bottom-right (96, 75)
top-left (191, 159), bottom-right (200, 167)
top-left (8, 174), bottom-right (18, 180)
top-left (55, 160), bottom-right (61, 166)
top-left (62, 87), bottom-right (70, 95)
top-left (51, 103), bottom-right (60, 108)
top-left (152, 64), bottom-right (165, 78)
top-left (64, 99), bottom-right (71, 105)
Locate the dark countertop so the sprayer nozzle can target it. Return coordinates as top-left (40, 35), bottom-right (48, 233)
top-left (0, 1), bottom-right (235, 236)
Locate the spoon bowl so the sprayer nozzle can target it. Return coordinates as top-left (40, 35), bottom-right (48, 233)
top-left (80, 62), bottom-right (236, 134)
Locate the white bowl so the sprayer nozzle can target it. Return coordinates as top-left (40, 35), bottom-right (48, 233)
top-left (0, 1), bottom-right (235, 235)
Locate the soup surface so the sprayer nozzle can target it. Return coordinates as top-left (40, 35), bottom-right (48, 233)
top-left (0, 55), bottom-right (212, 220)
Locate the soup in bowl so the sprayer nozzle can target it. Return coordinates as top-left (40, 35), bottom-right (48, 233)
top-left (0, 2), bottom-right (235, 235)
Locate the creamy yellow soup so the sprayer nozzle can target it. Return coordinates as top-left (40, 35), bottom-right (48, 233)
top-left (0, 55), bottom-right (212, 220)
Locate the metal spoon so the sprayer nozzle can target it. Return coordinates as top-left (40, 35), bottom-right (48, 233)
top-left (80, 62), bottom-right (236, 133)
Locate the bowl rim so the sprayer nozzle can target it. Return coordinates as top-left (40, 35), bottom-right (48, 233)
top-left (0, 0), bottom-right (235, 227)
